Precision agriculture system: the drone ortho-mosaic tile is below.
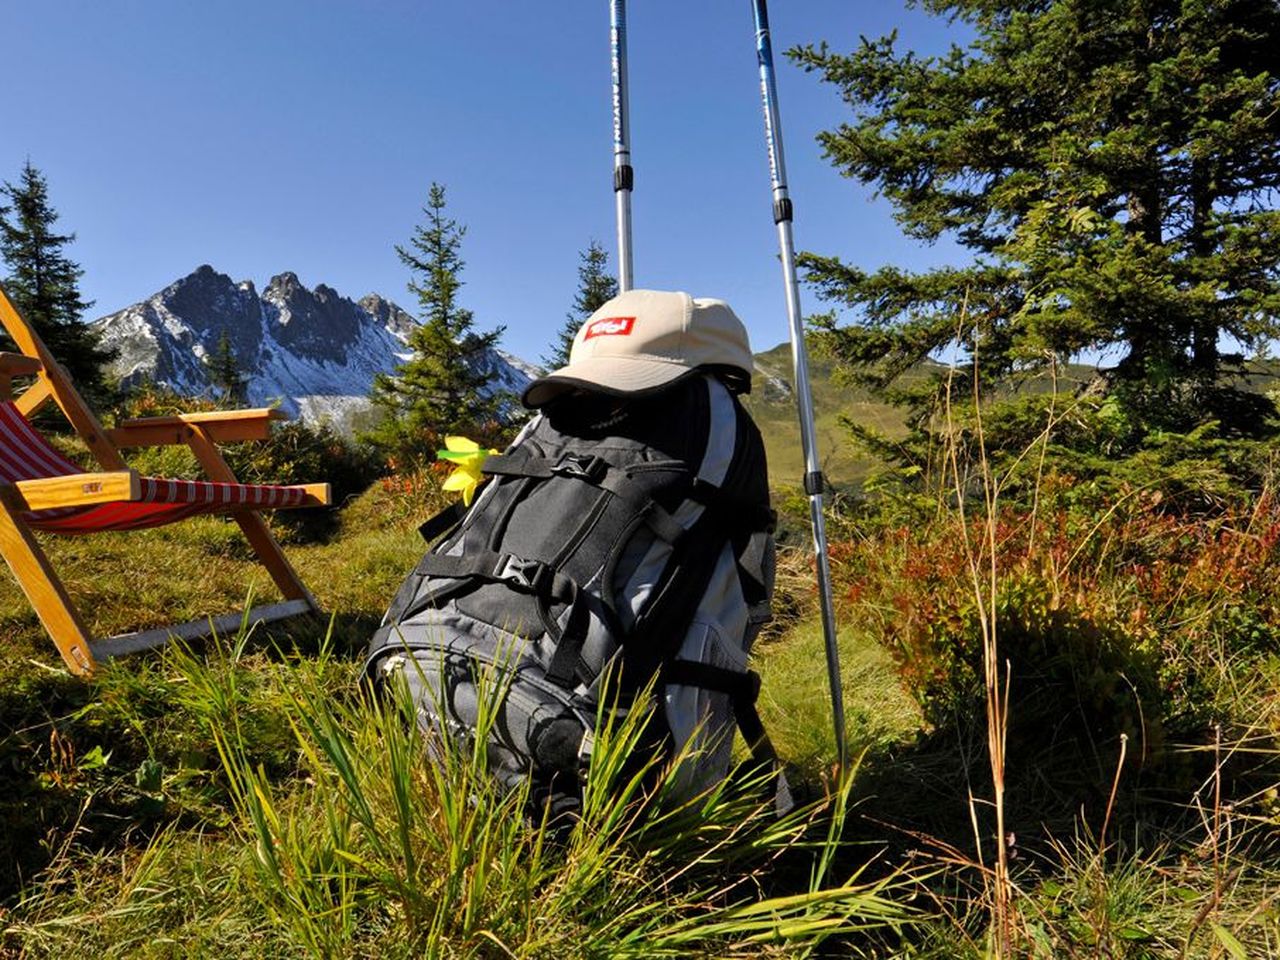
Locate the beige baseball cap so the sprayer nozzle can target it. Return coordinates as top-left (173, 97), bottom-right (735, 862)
top-left (522, 289), bottom-right (754, 409)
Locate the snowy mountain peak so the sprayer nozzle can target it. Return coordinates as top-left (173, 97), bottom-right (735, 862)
top-left (259, 270), bottom-right (373, 362)
top-left (358, 293), bottom-right (417, 340)
top-left (94, 266), bottom-right (533, 432)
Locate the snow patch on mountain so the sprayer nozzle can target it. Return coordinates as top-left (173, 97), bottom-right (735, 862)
top-left (752, 357), bottom-right (794, 401)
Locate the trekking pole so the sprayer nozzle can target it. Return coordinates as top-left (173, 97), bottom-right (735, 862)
top-left (610, 0), bottom-right (634, 292)
top-left (749, 0), bottom-right (847, 771)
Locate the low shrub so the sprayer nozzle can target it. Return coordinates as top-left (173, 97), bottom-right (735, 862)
top-left (222, 420), bottom-right (383, 540)
top-left (831, 489), bottom-right (1280, 758)
top-left (843, 386), bottom-right (1280, 518)
top-left (343, 461), bottom-right (457, 535)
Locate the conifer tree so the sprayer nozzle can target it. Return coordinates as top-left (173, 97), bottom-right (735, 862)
top-left (0, 161), bottom-right (116, 403)
top-left (792, 0), bottom-right (1280, 443)
top-left (544, 241), bottom-right (618, 370)
top-left (367, 183), bottom-right (505, 462)
top-left (203, 328), bottom-right (247, 405)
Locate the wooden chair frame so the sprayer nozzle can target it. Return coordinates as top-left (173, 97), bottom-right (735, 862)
top-left (0, 282), bottom-right (331, 676)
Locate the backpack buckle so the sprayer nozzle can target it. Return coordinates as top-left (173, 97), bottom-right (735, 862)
top-left (551, 452), bottom-right (606, 482)
top-left (494, 554), bottom-right (550, 593)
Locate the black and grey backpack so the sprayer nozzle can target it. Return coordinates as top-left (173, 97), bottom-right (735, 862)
top-left (365, 372), bottom-right (785, 815)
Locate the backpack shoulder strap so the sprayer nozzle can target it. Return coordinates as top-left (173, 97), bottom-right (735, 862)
top-left (418, 500), bottom-right (469, 543)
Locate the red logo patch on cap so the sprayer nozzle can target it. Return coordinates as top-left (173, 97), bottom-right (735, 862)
top-left (584, 316), bottom-right (635, 340)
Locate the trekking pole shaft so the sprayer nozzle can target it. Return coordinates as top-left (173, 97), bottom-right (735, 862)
top-left (611, 0), bottom-right (634, 292)
top-left (751, 0), bottom-right (847, 770)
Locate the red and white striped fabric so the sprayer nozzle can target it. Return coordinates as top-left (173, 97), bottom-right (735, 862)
top-left (0, 402), bottom-right (309, 535)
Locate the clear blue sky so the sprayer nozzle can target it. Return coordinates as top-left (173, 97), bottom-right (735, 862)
top-left (4, 1), bottom-right (966, 364)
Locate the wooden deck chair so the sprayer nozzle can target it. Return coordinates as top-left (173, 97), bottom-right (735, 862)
top-left (0, 281), bottom-right (331, 676)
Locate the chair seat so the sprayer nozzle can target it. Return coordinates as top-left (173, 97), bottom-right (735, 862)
top-left (26, 476), bottom-right (313, 534)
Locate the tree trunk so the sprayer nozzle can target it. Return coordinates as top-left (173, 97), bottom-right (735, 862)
top-left (1189, 157), bottom-right (1218, 381)
top-left (1119, 182), bottom-right (1164, 380)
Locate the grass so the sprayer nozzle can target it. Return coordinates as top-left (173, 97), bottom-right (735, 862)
top-left (0, 628), bottom-right (912, 957)
top-left (744, 340), bottom-right (1101, 490)
top-left (3, 449), bottom-right (1280, 955)
top-left (755, 619), bottom-right (921, 779)
top-left (0, 476), bottom-right (921, 957)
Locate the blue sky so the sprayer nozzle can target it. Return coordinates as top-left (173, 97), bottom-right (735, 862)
top-left (3, 1), bottom-right (967, 364)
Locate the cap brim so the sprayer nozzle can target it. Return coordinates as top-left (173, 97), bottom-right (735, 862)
top-left (521, 356), bottom-right (694, 408)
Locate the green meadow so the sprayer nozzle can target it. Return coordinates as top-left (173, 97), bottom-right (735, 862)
top-left (2, 408), bottom-right (1279, 956)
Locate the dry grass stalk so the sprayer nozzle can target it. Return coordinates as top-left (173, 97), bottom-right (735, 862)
top-left (942, 300), bottom-right (1013, 955)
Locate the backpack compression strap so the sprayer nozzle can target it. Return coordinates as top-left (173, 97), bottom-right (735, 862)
top-left (415, 455), bottom-right (775, 547)
top-left (659, 660), bottom-right (780, 769)
top-left (370, 549), bottom-right (593, 675)
top-left (482, 452), bottom-right (686, 543)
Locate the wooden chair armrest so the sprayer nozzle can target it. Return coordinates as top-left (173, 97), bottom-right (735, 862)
top-left (0, 352), bottom-right (43, 403)
top-left (0, 352), bottom-right (42, 377)
top-left (108, 408), bottom-right (289, 447)
top-left (294, 483), bottom-right (333, 507)
top-left (2, 471), bottom-right (140, 511)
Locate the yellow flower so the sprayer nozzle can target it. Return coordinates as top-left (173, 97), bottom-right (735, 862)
top-left (437, 436), bottom-right (498, 506)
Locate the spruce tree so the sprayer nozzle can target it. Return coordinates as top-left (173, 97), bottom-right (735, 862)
top-left (203, 328), bottom-right (247, 406)
top-left (367, 183), bottom-right (505, 463)
top-left (792, 0), bottom-right (1280, 444)
top-left (0, 161), bottom-right (116, 403)
top-left (544, 240), bottom-right (618, 370)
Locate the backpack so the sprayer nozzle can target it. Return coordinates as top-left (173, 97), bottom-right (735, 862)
top-left (365, 372), bottom-right (785, 815)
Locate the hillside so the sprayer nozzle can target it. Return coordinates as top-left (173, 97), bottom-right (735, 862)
top-left (744, 343), bottom-right (1280, 489)
top-left (3, 449), bottom-right (1278, 954)
top-left (744, 341), bottom-right (897, 489)
top-left (1, 344), bottom-right (1279, 953)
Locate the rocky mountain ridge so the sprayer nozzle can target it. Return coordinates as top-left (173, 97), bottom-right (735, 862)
top-left (93, 265), bottom-right (534, 430)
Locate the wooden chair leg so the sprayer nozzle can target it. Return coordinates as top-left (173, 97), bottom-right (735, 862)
top-left (0, 499), bottom-right (96, 675)
top-left (185, 425), bottom-right (319, 611)
top-left (230, 512), bottom-right (317, 608)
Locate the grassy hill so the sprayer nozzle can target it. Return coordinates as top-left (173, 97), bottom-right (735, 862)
top-left (745, 340), bottom-right (1280, 490)
top-left (744, 340), bottom-right (902, 489)
top-left (744, 340), bottom-right (1101, 489)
